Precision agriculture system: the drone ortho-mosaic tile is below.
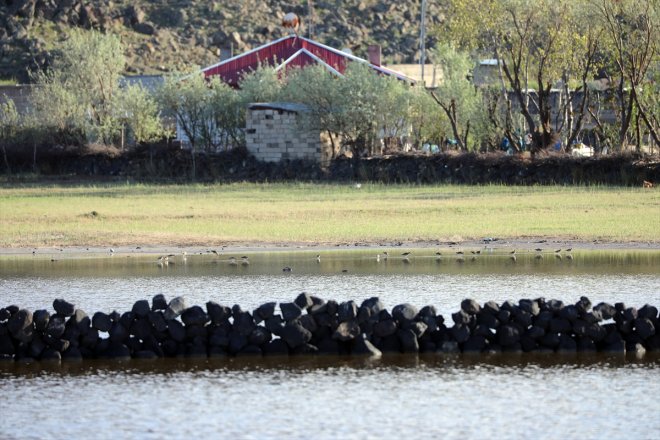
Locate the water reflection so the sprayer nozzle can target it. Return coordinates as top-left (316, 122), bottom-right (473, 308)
top-left (1, 249), bottom-right (659, 278)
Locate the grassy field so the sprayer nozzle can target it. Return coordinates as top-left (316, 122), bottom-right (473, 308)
top-left (0, 183), bottom-right (658, 248)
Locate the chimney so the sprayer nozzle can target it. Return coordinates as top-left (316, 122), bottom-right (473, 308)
top-left (367, 44), bottom-right (381, 66)
top-left (220, 45), bottom-right (233, 62)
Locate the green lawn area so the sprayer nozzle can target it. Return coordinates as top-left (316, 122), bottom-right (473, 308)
top-left (0, 183), bottom-right (657, 247)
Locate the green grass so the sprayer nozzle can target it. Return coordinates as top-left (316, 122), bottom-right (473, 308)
top-left (0, 183), bottom-right (658, 247)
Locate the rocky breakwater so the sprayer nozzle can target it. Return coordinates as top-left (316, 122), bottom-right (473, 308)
top-left (1, 295), bottom-right (658, 362)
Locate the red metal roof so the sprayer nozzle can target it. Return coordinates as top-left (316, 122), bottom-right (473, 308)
top-left (201, 35), bottom-right (414, 87)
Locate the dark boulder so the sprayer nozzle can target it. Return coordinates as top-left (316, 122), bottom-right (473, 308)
top-left (132, 300), bottom-right (150, 318)
top-left (525, 325), bottom-right (545, 340)
top-left (53, 299), bottom-right (75, 317)
top-left (109, 322), bottom-right (129, 343)
top-left (148, 311), bottom-right (168, 333)
top-left (130, 317), bottom-right (153, 341)
top-left (316, 338), bottom-right (340, 355)
top-left (497, 310), bottom-right (511, 323)
top-left (280, 321), bottom-right (312, 349)
top-left (294, 292), bottom-right (314, 310)
top-left (326, 300), bottom-right (339, 316)
top-left (254, 302), bottom-right (276, 321)
top-left (298, 314), bottom-right (318, 334)
top-left (397, 328), bottom-right (419, 353)
top-left (92, 312), bottom-right (112, 332)
top-left (463, 335), bottom-right (487, 353)
top-left (228, 332), bottom-right (248, 354)
top-left (634, 318), bottom-right (655, 340)
top-left (377, 334), bottom-right (401, 353)
top-left (33, 310), bottom-right (50, 331)
top-left (461, 298), bottom-right (481, 315)
top-left (549, 318), bottom-right (571, 334)
top-left (482, 301), bottom-right (500, 315)
top-left (520, 336), bottom-right (537, 352)
top-left (452, 310), bottom-right (471, 326)
top-left (623, 307), bottom-right (638, 321)
top-left (164, 296), bottom-right (186, 320)
top-left (557, 334), bottom-right (577, 352)
top-left (513, 309), bottom-right (533, 328)
top-left (280, 302), bottom-right (302, 322)
top-left (407, 321), bottom-right (428, 339)
top-left (46, 316), bottom-right (66, 338)
top-left (248, 326), bottom-right (272, 346)
top-left (392, 303), bottom-right (418, 324)
top-left (534, 310), bottom-right (553, 330)
top-left (374, 319), bottom-right (397, 338)
top-left (540, 332), bottom-right (560, 349)
top-left (546, 299), bottom-right (564, 314)
top-left (333, 320), bottom-right (360, 341)
top-left (207, 301), bottom-right (231, 324)
top-left (72, 309), bottom-right (90, 331)
top-left (167, 319), bottom-right (186, 342)
top-left (103, 343), bottom-right (131, 360)
top-left (557, 306), bottom-right (577, 323)
top-left (361, 297), bottom-right (385, 316)
top-left (519, 299), bottom-right (540, 316)
top-left (262, 339), bottom-right (290, 356)
top-left (291, 343), bottom-right (319, 355)
top-left (451, 324), bottom-right (470, 344)
top-left (477, 312), bottom-right (499, 330)
top-left (152, 294), bottom-right (168, 311)
top-left (352, 333), bottom-right (382, 357)
top-left (181, 306), bottom-right (208, 327)
top-left (8, 309), bottom-right (32, 335)
top-left (265, 315), bottom-right (284, 336)
top-left (338, 301), bottom-right (358, 322)
top-left (497, 325), bottom-right (521, 347)
top-left (593, 302), bottom-right (616, 320)
top-left (575, 296), bottom-right (592, 315)
top-left (638, 304), bottom-right (658, 320)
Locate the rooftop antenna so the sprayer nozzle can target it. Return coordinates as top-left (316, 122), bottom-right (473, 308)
top-left (419, 0), bottom-right (427, 85)
top-left (308, 0), bottom-right (315, 39)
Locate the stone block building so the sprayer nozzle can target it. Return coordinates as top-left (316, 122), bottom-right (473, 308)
top-left (245, 102), bottom-right (330, 163)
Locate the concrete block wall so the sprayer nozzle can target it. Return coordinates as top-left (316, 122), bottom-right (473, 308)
top-left (246, 108), bottom-right (323, 163)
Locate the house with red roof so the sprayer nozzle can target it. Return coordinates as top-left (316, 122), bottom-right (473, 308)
top-left (200, 34), bottom-right (414, 86)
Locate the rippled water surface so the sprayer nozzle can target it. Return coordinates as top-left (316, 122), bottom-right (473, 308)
top-left (1, 250), bottom-right (659, 439)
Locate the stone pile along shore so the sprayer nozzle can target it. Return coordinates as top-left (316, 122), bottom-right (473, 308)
top-left (1, 295), bottom-right (658, 362)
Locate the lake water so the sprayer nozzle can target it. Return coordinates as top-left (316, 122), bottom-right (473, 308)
top-left (1, 249), bottom-right (659, 439)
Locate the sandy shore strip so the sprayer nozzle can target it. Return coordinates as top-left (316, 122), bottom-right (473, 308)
top-left (1, 237), bottom-right (658, 258)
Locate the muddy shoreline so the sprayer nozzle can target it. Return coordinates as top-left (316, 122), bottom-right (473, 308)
top-left (1, 237), bottom-right (658, 258)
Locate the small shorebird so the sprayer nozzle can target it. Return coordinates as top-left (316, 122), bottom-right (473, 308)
top-left (228, 257), bottom-right (238, 266)
top-left (510, 254), bottom-right (517, 262)
top-left (383, 251), bottom-right (389, 260)
top-left (376, 254), bottom-right (380, 262)
top-left (435, 251), bottom-right (442, 256)
top-left (316, 254), bottom-right (321, 263)
top-left (565, 248), bottom-right (572, 252)
top-left (401, 252), bottom-right (411, 257)
top-left (283, 266), bottom-right (292, 272)
top-left (510, 249), bottom-right (516, 255)
top-left (211, 250), bottom-right (219, 256)
top-left (241, 256), bottom-right (249, 266)
top-left (535, 248), bottom-right (543, 252)
top-left (456, 251), bottom-right (464, 255)
top-left (555, 249), bottom-right (561, 253)
top-left (341, 269), bottom-right (348, 273)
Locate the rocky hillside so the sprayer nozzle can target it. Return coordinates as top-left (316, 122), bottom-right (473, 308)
top-left (1, 0), bottom-right (445, 82)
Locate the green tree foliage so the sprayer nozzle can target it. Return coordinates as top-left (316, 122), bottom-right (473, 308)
top-left (430, 43), bottom-right (486, 151)
top-left (0, 99), bottom-right (19, 173)
top-left (30, 29), bottom-right (162, 147)
top-left (440, 0), bottom-right (659, 153)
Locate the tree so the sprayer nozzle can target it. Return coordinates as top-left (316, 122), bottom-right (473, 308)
top-left (30, 29), bottom-right (163, 148)
top-left (0, 99), bottom-right (19, 174)
top-left (429, 43), bottom-right (486, 151)
top-left (158, 73), bottom-right (211, 180)
top-left (595, 0), bottom-right (660, 150)
top-left (31, 29), bottom-right (124, 145)
top-left (115, 84), bottom-right (164, 147)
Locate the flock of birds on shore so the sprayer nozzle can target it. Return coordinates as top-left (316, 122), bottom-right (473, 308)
top-left (34, 245), bottom-right (575, 269)
top-left (150, 247), bottom-right (575, 272)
